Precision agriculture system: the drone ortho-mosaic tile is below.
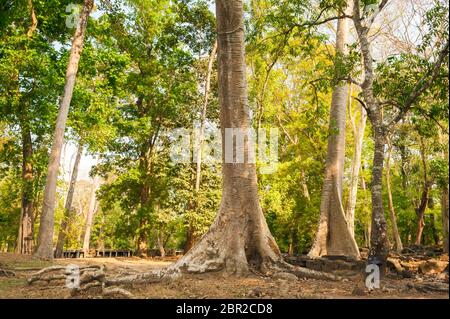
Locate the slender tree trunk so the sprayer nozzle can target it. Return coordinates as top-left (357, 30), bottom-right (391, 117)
top-left (136, 186), bottom-right (149, 257)
top-left (439, 132), bottom-right (449, 253)
top-left (368, 115), bottom-right (389, 263)
top-left (17, 0), bottom-right (37, 255)
top-left (54, 143), bottom-right (83, 258)
top-left (34, 0), bottom-right (94, 259)
top-left (169, 0), bottom-right (284, 275)
top-left (441, 186), bottom-right (449, 253)
top-left (184, 40), bottom-right (218, 253)
top-left (195, 40), bottom-right (217, 191)
top-left (385, 142), bottom-right (403, 252)
top-left (155, 230), bottom-right (166, 258)
top-left (353, 1), bottom-right (389, 265)
top-left (17, 125), bottom-right (34, 254)
top-left (346, 84), bottom-right (367, 236)
top-left (26, 0), bottom-right (37, 38)
top-left (415, 138), bottom-right (430, 245)
top-left (82, 177), bottom-right (100, 254)
top-left (309, 1), bottom-right (360, 259)
top-left (429, 214), bottom-right (439, 246)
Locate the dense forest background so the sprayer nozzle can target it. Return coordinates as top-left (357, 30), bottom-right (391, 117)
top-left (0, 0), bottom-right (448, 259)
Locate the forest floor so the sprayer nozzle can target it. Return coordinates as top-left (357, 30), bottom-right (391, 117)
top-left (0, 252), bottom-right (448, 299)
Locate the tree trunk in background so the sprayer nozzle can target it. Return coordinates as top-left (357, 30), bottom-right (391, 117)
top-left (54, 143), bottom-right (83, 258)
top-left (440, 132), bottom-right (449, 253)
top-left (346, 84), bottom-right (366, 236)
top-left (17, 0), bottom-right (37, 255)
top-left (184, 40), bottom-right (218, 253)
top-left (169, 0), bottom-right (284, 275)
top-left (415, 138), bottom-right (429, 245)
top-left (441, 186), bottom-right (449, 253)
top-left (309, 1), bottom-right (360, 260)
top-left (17, 125), bottom-right (34, 254)
top-left (195, 40), bottom-right (217, 191)
top-left (35, 0), bottom-right (94, 259)
top-left (385, 142), bottom-right (403, 252)
top-left (136, 185), bottom-right (150, 257)
top-left (155, 230), bottom-right (166, 258)
top-left (82, 176), bottom-right (100, 254)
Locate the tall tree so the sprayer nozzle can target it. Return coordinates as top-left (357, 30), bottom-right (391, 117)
top-left (35, 0), bottom-right (94, 259)
top-left (308, 1), bottom-right (360, 259)
top-left (352, 0), bottom-right (448, 264)
top-left (414, 137), bottom-right (430, 245)
top-left (167, 0), bottom-right (333, 280)
top-left (169, 0), bottom-right (284, 274)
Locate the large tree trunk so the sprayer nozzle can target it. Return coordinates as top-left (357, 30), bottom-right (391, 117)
top-left (17, 125), bottom-right (34, 254)
top-left (54, 143), bottom-right (83, 258)
top-left (385, 142), bottom-right (403, 252)
top-left (415, 137), bottom-right (430, 245)
top-left (82, 177), bottom-right (100, 254)
top-left (345, 84), bottom-right (367, 236)
top-left (308, 1), bottom-right (360, 259)
top-left (168, 0), bottom-right (284, 275)
top-left (34, 0), bottom-right (94, 259)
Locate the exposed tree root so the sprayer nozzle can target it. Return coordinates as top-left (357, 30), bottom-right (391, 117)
top-left (0, 268), bottom-right (16, 277)
top-left (407, 282), bottom-right (449, 293)
top-left (27, 265), bottom-right (135, 298)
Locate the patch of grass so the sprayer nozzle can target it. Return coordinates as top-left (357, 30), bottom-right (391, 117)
top-left (0, 277), bottom-right (26, 291)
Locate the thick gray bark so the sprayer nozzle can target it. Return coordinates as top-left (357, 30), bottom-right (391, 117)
top-left (352, 0), bottom-right (389, 264)
top-left (54, 143), bottom-right (83, 258)
top-left (34, 0), bottom-right (94, 259)
top-left (168, 0), bottom-right (284, 275)
top-left (309, 1), bottom-right (360, 259)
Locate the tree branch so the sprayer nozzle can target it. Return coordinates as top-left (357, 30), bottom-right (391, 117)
top-left (391, 40), bottom-right (449, 125)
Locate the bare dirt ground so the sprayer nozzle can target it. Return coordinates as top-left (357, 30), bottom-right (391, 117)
top-left (0, 252), bottom-right (448, 299)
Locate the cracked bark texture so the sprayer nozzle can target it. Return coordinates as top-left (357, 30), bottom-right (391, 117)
top-left (352, 0), bottom-right (389, 265)
top-left (308, 1), bottom-right (360, 260)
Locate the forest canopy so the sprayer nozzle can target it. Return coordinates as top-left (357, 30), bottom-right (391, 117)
top-left (0, 0), bottom-right (448, 277)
